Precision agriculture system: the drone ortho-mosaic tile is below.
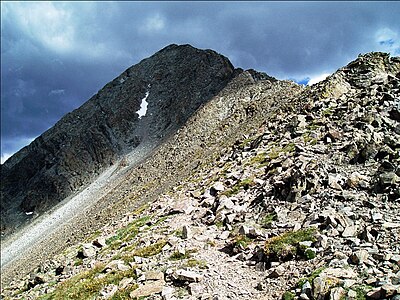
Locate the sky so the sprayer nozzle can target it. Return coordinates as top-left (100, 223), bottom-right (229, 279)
top-left (1, 1), bottom-right (400, 163)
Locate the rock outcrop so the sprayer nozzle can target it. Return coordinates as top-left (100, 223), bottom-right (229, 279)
top-left (0, 44), bottom-right (236, 236)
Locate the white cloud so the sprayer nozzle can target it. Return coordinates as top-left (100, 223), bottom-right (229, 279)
top-left (1, 136), bottom-right (36, 164)
top-left (1, 153), bottom-right (12, 164)
top-left (13, 79), bottom-right (36, 98)
top-left (49, 89), bottom-right (65, 96)
top-left (375, 28), bottom-right (400, 55)
top-left (308, 73), bottom-right (330, 85)
top-left (3, 2), bottom-right (123, 60)
top-left (141, 14), bottom-right (165, 33)
top-left (5, 2), bottom-right (75, 53)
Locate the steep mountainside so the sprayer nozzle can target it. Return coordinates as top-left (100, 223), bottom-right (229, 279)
top-left (1, 51), bottom-right (399, 300)
top-left (0, 44), bottom-right (236, 236)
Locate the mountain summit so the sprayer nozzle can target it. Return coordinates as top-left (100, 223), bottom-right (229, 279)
top-left (1, 44), bottom-right (237, 235)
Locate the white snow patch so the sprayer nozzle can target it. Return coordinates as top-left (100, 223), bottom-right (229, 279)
top-left (137, 88), bottom-right (150, 119)
top-left (25, 212), bottom-right (33, 216)
top-left (308, 73), bottom-right (330, 86)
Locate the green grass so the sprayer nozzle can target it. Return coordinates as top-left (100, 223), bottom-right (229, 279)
top-left (169, 248), bottom-right (198, 261)
top-left (222, 177), bottom-right (255, 197)
top-left (261, 213), bottom-right (277, 227)
top-left (267, 143), bottom-right (296, 160)
top-left (234, 234), bottom-right (253, 249)
top-left (112, 240), bottom-right (167, 264)
top-left (174, 228), bottom-right (183, 238)
top-left (169, 251), bottom-right (190, 261)
top-left (250, 152), bottom-right (268, 167)
top-left (38, 264), bottom-right (137, 300)
top-left (74, 258), bottom-right (83, 266)
top-left (264, 228), bottom-right (316, 259)
top-left (132, 240), bottom-right (167, 258)
top-left (105, 216), bottom-right (151, 250)
top-left (184, 259), bottom-right (208, 269)
top-left (110, 285), bottom-right (139, 300)
top-left (297, 267), bottom-right (325, 288)
top-left (303, 134), bottom-right (318, 146)
top-left (282, 291), bottom-right (295, 300)
top-left (348, 285), bottom-right (372, 300)
top-left (84, 230), bottom-right (102, 243)
top-left (322, 108), bottom-right (332, 116)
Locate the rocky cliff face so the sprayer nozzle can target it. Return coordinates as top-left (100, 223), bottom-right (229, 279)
top-left (0, 44), bottom-right (236, 236)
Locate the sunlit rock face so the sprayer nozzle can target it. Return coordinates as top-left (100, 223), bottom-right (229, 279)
top-left (0, 44), bottom-right (236, 236)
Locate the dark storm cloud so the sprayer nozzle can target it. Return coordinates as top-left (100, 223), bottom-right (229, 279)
top-left (1, 1), bottom-right (399, 162)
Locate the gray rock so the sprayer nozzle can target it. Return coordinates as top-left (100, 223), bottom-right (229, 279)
top-left (92, 237), bottom-right (107, 248)
top-left (145, 271), bottom-right (164, 281)
top-left (210, 182), bottom-right (225, 195)
top-left (299, 292), bottom-right (310, 300)
top-left (390, 255), bottom-right (400, 265)
top-left (366, 288), bottom-right (383, 299)
top-left (78, 245), bottom-right (96, 258)
top-left (301, 280), bottom-right (312, 297)
top-left (161, 286), bottom-right (175, 300)
top-left (349, 249), bottom-right (369, 265)
top-left (130, 280), bottom-right (165, 298)
top-left (189, 283), bottom-right (205, 295)
top-left (239, 225), bottom-right (251, 236)
top-left (329, 287), bottom-right (346, 300)
top-left (99, 284), bottom-right (118, 299)
top-left (268, 265), bottom-right (285, 278)
top-left (173, 269), bottom-right (204, 282)
top-left (182, 225), bottom-right (192, 239)
top-left (342, 225), bottom-right (358, 237)
top-left (118, 277), bottom-right (134, 289)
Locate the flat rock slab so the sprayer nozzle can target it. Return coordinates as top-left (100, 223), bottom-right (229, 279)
top-left (130, 280), bottom-right (165, 298)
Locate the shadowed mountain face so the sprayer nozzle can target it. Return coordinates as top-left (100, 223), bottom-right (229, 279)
top-left (0, 44), bottom-right (236, 236)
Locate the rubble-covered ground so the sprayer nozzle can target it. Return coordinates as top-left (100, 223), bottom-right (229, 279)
top-left (2, 52), bottom-right (399, 300)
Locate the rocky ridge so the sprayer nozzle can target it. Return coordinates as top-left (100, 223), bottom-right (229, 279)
top-left (0, 44), bottom-right (235, 237)
top-left (1, 52), bottom-right (400, 300)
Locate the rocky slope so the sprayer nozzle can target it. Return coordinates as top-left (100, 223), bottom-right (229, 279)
top-left (0, 44), bottom-right (236, 236)
top-left (1, 52), bottom-right (400, 300)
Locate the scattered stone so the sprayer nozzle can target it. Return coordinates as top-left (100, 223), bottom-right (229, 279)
top-left (210, 182), bottom-right (225, 195)
top-left (301, 280), bottom-right (312, 297)
top-left (161, 286), bottom-right (175, 300)
top-left (130, 280), bottom-right (165, 298)
top-left (342, 225), bottom-right (358, 237)
top-left (145, 271), bottom-right (164, 281)
top-left (4, 51), bottom-right (400, 300)
top-left (118, 277), bottom-right (134, 289)
top-left (349, 250), bottom-right (369, 265)
top-left (77, 245), bottom-right (97, 259)
top-left (93, 237), bottom-right (107, 248)
top-left (189, 282), bottom-right (205, 295)
top-left (99, 284), bottom-right (118, 299)
top-left (268, 265), bottom-right (285, 278)
top-left (173, 269), bottom-right (203, 283)
top-left (182, 225), bottom-right (192, 239)
top-left (329, 287), bottom-right (346, 300)
top-left (367, 288), bottom-right (383, 300)
top-left (218, 231), bottom-right (230, 240)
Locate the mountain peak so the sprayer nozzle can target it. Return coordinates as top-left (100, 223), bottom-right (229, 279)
top-left (0, 44), bottom-right (239, 235)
